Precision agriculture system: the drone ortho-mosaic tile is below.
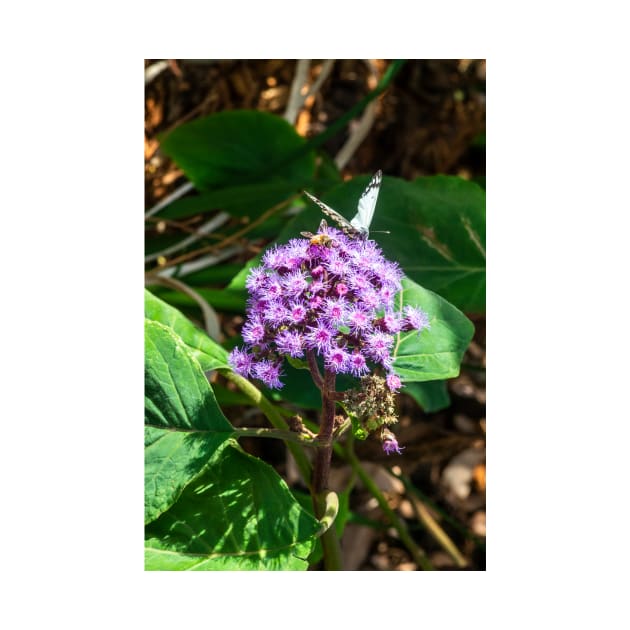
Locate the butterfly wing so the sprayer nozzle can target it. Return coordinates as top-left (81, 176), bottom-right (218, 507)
top-left (303, 190), bottom-right (359, 236)
top-left (350, 170), bottom-right (382, 238)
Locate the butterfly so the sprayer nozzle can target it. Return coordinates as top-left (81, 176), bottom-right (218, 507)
top-left (303, 170), bottom-right (383, 239)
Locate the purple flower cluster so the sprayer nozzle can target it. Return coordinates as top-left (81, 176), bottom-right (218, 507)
top-left (229, 224), bottom-right (430, 390)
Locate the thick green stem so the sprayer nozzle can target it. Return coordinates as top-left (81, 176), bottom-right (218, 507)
top-left (313, 491), bottom-right (343, 571)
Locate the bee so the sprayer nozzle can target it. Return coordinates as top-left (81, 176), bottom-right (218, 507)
top-left (301, 219), bottom-right (337, 247)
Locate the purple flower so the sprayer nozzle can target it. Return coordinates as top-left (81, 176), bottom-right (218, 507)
top-left (325, 346), bottom-right (350, 373)
top-left (379, 285), bottom-right (396, 304)
top-left (309, 295), bottom-right (324, 309)
top-left (252, 359), bottom-right (284, 389)
top-left (323, 297), bottom-right (347, 326)
top-left (348, 239), bottom-right (380, 266)
top-left (380, 354), bottom-right (394, 372)
top-left (228, 347), bottom-right (254, 377)
top-left (308, 279), bottom-right (327, 295)
top-left (229, 219), bottom-right (430, 391)
top-left (365, 331), bottom-right (394, 363)
top-left (275, 329), bottom-right (305, 358)
top-left (325, 253), bottom-right (347, 276)
top-left (403, 306), bottom-right (430, 333)
top-left (262, 301), bottom-right (287, 326)
top-left (347, 306), bottom-right (371, 333)
top-left (380, 312), bottom-right (402, 334)
top-left (347, 270), bottom-right (371, 293)
top-left (241, 318), bottom-right (266, 345)
top-left (348, 352), bottom-right (369, 376)
top-left (358, 287), bottom-right (381, 310)
top-left (265, 275), bottom-right (283, 299)
top-left (381, 261), bottom-right (403, 288)
top-left (382, 434), bottom-right (405, 455)
top-left (282, 270), bottom-right (309, 296)
top-left (261, 246), bottom-right (285, 270)
top-left (283, 239), bottom-right (309, 269)
top-left (245, 267), bottom-right (268, 293)
top-left (287, 301), bottom-right (307, 324)
top-left (386, 373), bottom-right (402, 392)
top-left (306, 323), bottom-right (335, 353)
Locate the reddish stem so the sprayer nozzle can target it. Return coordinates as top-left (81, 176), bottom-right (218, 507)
top-left (307, 350), bottom-right (324, 391)
top-left (312, 369), bottom-right (337, 500)
top-left (311, 368), bottom-right (344, 569)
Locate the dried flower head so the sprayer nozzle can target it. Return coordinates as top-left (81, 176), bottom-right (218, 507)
top-left (344, 375), bottom-right (398, 431)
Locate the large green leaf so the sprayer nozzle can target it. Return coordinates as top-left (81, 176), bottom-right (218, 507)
top-left (159, 110), bottom-right (316, 191)
top-left (392, 277), bottom-right (474, 381)
top-left (278, 174), bottom-right (486, 313)
top-left (145, 444), bottom-right (320, 570)
top-left (145, 289), bottom-right (229, 371)
top-left (403, 380), bottom-right (451, 412)
top-left (145, 319), bottom-right (234, 523)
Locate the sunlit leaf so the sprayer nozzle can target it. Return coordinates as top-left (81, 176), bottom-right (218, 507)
top-left (144, 319), bottom-right (234, 523)
top-left (145, 290), bottom-right (230, 371)
top-left (145, 444), bottom-right (320, 570)
top-left (392, 277), bottom-right (474, 381)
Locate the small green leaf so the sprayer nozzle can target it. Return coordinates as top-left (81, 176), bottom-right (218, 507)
top-left (392, 277), bottom-right (474, 381)
top-left (144, 319), bottom-right (234, 524)
top-left (145, 290), bottom-right (230, 371)
top-left (145, 444), bottom-right (320, 570)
